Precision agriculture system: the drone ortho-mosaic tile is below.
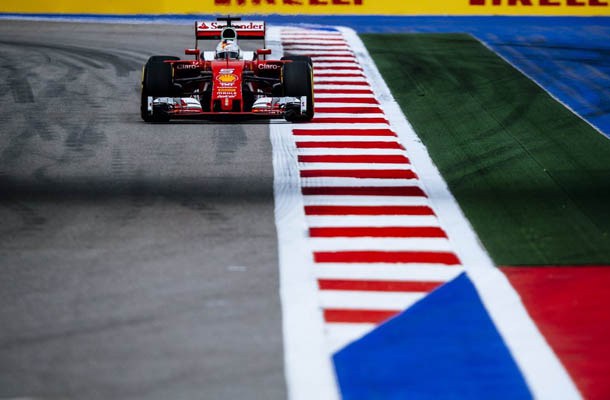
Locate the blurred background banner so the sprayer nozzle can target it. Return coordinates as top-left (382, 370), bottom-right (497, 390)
top-left (2, 0), bottom-right (609, 16)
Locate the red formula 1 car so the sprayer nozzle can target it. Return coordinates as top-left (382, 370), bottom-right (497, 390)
top-left (141, 16), bottom-right (314, 122)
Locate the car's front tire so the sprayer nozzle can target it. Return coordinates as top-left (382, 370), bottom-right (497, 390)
top-left (141, 55), bottom-right (179, 122)
top-left (282, 61), bottom-right (314, 122)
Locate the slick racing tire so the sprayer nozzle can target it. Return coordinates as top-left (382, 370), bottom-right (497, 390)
top-left (281, 55), bottom-right (313, 69)
top-left (141, 55), bottom-right (179, 122)
top-left (282, 61), bottom-right (314, 122)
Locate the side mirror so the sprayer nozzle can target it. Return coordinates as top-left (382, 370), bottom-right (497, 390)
top-left (185, 48), bottom-right (201, 58)
top-left (257, 49), bottom-right (272, 56)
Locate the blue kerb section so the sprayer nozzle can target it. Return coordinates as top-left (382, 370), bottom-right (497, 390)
top-left (333, 273), bottom-right (532, 400)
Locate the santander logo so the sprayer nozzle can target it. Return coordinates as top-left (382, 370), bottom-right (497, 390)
top-left (197, 21), bottom-right (264, 31)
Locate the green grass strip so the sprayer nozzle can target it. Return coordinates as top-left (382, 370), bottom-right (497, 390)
top-left (362, 33), bottom-right (610, 266)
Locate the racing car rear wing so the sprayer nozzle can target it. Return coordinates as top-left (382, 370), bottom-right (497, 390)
top-left (195, 20), bottom-right (266, 40)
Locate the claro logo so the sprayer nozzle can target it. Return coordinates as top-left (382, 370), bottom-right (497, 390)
top-left (470, 0), bottom-right (607, 5)
top-left (176, 64), bottom-right (198, 70)
top-left (215, 0), bottom-right (363, 5)
top-left (258, 63), bottom-right (281, 70)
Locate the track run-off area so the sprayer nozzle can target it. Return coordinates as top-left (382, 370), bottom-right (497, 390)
top-left (1, 17), bottom-right (610, 399)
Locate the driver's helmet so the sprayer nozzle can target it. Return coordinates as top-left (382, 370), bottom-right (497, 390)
top-left (216, 39), bottom-right (240, 60)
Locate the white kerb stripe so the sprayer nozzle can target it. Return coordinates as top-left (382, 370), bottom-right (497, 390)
top-left (314, 264), bottom-right (464, 282)
top-left (297, 149), bottom-right (405, 156)
top-left (314, 103), bottom-right (379, 108)
top-left (319, 290), bottom-right (426, 311)
top-left (314, 77), bottom-right (370, 83)
top-left (314, 93), bottom-right (375, 99)
top-left (301, 178), bottom-right (419, 187)
top-left (299, 163), bottom-right (409, 170)
top-left (314, 62), bottom-right (364, 69)
top-left (308, 237), bottom-right (454, 252)
top-left (303, 196), bottom-right (431, 206)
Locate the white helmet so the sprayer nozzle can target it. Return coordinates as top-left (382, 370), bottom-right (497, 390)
top-left (216, 39), bottom-right (240, 60)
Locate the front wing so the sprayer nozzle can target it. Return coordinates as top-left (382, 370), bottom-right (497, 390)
top-left (145, 96), bottom-right (308, 120)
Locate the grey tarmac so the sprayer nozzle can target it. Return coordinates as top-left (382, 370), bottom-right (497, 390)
top-left (0, 20), bottom-right (286, 400)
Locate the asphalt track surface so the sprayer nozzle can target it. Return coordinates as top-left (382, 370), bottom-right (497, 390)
top-left (0, 20), bottom-right (286, 399)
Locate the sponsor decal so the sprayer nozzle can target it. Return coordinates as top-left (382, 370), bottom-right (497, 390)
top-left (214, 0), bottom-right (363, 4)
top-left (217, 73), bottom-right (239, 84)
top-left (197, 21), bottom-right (265, 30)
top-left (216, 87), bottom-right (237, 98)
top-left (176, 64), bottom-right (198, 70)
top-left (258, 63), bottom-right (281, 70)
top-left (470, 0), bottom-right (607, 5)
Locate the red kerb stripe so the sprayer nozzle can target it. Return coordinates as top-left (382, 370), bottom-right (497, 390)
top-left (309, 226), bottom-right (447, 238)
top-left (296, 141), bottom-right (402, 149)
top-left (314, 73), bottom-right (366, 78)
top-left (302, 186), bottom-right (426, 197)
top-left (310, 54), bottom-right (360, 61)
top-left (315, 98), bottom-right (379, 104)
top-left (298, 155), bottom-right (409, 163)
top-left (282, 42), bottom-right (348, 46)
top-left (310, 117), bottom-right (388, 124)
top-left (282, 34), bottom-right (345, 44)
top-left (314, 89), bottom-right (373, 94)
top-left (283, 46), bottom-right (346, 49)
top-left (310, 54), bottom-right (356, 58)
top-left (314, 66), bottom-right (363, 71)
top-left (314, 251), bottom-right (461, 265)
top-left (315, 107), bottom-right (382, 114)
top-left (293, 129), bottom-right (395, 136)
top-left (324, 309), bottom-right (399, 324)
top-left (300, 169), bottom-right (417, 179)
top-left (318, 279), bottom-right (444, 292)
top-left (304, 205), bottom-right (435, 216)
top-left (314, 81), bottom-right (369, 86)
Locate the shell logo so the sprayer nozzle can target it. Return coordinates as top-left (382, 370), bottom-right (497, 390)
top-left (217, 74), bottom-right (238, 84)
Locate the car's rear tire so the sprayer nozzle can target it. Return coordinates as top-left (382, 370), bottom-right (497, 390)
top-left (141, 55), bottom-right (179, 122)
top-left (282, 61), bottom-right (314, 122)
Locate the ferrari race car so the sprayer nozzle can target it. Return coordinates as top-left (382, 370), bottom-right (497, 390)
top-left (140, 17), bottom-right (314, 122)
